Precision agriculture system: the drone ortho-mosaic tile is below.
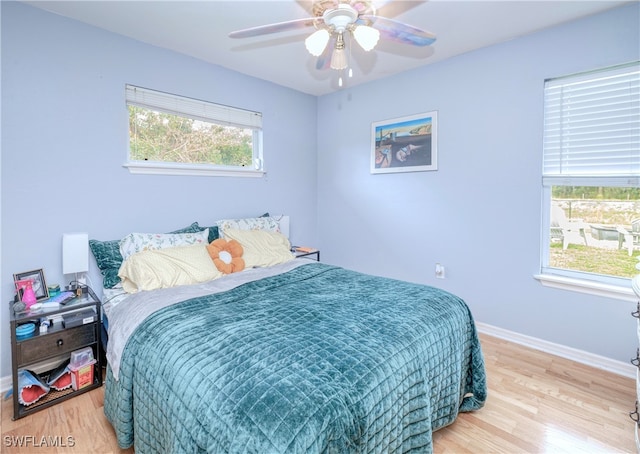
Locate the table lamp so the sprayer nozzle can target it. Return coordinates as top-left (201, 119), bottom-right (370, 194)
top-left (62, 233), bottom-right (89, 294)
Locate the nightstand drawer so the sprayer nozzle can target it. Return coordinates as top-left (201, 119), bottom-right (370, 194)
top-left (16, 324), bottom-right (96, 365)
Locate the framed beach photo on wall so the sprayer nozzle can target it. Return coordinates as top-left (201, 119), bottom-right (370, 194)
top-left (371, 111), bottom-right (438, 174)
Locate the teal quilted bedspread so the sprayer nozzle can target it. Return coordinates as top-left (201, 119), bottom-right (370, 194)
top-left (104, 263), bottom-right (486, 453)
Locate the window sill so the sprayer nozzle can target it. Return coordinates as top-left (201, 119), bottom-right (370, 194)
top-left (123, 161), bottom-right (265, 178)
top-left (534, 273), bottom-right (635, 302)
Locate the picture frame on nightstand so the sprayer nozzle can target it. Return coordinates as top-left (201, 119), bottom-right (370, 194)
top-left (13, 269), bottom-right (49, 303)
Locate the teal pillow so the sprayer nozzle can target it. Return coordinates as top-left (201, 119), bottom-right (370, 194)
top-left (89, 239), bottom-right (122, 289)
top-left (90, 222), bottom-right (202, 289)
top-left (200, 225), bottom-right (219, 243)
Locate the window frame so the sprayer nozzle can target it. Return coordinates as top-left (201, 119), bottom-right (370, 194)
top-left (538, 62), bottom-right (640, 299)
top-left (124, 85), bottom-right (265, 177)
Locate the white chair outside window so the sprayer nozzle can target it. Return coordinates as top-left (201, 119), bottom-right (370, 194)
top-left (550, 203), bottom-right (589, 250)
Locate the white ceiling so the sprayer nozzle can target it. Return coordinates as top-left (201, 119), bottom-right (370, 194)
top-left (23, 0), bottom-right (631, 96)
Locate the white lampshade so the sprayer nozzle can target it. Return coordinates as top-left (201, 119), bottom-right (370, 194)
top-left (63, 233), bottom-right (89, 275)
top-left (330, 48), bottom-right (348, 70)
top-left (305, 29), bottom-right (330, 57)
top-left (353, 25), bottom-right (380, 51)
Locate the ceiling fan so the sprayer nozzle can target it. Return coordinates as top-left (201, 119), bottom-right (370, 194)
top-left (228, 0), bottom-right (436, 86)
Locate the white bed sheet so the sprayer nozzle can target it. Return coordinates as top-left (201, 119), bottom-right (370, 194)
top-left (106, 259), bottom-right (309, 380)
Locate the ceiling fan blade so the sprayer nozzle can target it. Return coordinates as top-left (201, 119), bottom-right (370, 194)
top-left (370, 0), bottom-right (395, 9)
top-left (315, 35), bottom-right (336, 70)
top-left (229, 17), bottom-right (317, 39)
top-left (375, 1), bottom-right (424, 18)
top-left (361, 15), bottom-right (436, 46)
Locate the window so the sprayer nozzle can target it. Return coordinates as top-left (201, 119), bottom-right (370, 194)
top-left (540, 62), bottom-right (640, 291)
top-left (124, 85), bottom-right (263, 177)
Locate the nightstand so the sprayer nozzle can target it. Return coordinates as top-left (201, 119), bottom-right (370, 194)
top-left (9, 288), bottom-right (102, 419)
top-left (293, 248), bottom-right (320, 261)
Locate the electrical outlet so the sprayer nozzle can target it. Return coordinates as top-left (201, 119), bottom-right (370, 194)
top-left (435, 263), bottom-right (445, 279)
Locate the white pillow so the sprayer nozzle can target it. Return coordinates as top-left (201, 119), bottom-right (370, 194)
top-left (119, 244), bottom-right (221, 293)
top-left (119, 229), bottom-right (209, 260)
top-left (223, 228), bottom-right (293, 268)
top-left (216, 217), bottom-right (280, 238)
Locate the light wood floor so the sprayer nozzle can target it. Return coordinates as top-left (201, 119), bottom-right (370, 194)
top-left (1, 333), bottom-right (636, 453)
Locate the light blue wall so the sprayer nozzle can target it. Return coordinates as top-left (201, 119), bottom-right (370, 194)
top-left (1, 2), bottom-right (639, 382)
top-left (317, 3), bottom-right (640, 362)
top-left (0, 3), bottom-right (318, 378)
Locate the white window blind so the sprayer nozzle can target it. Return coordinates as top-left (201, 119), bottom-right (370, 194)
top-left (125, 84), bottom-right (262, 130)
top-left (542, 62), bottom-right (640, 183)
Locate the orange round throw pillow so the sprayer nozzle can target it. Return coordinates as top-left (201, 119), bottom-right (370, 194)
top-left (207, 238), bottom-right (245, 274)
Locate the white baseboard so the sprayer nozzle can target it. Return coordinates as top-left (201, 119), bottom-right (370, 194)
top-left (477, 321), bottom-right (636, 379)
top-left (1, 375), bottom-right (11, 394)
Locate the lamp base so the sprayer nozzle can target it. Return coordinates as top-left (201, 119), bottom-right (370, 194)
top-left (66, 284), bottom-right (88, 296)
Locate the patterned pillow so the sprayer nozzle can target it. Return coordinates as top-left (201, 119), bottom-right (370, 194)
top-left (119, 229), bottom-right (209, 261)
top-left (89, 222), bottom-right (202, 289)
top-left (216, 216), bottom-right (280, 238)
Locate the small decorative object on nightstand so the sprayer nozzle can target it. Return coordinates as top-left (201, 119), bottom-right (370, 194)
top-left (9, 287), bottom-right (102, 420)
top-left (292, 246), bottom-right (320, 261)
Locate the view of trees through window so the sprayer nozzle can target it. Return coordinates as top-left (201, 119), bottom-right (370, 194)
top-left (128, 106), bottom-right (254, 167)
top-left (550, 186), bottom-right (640, 279)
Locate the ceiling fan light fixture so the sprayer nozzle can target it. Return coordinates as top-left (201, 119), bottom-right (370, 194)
top-left (323, 4), bottom-right (358, 33)
top-left (353, 25), bottom-right (380, 51)
top-left (330, 48), bottom-right (348, 70)
top-left (305, 28), bottom-right (330, 56)
top-left (330, 33), bottom-right (348, 70)
top-left (229, 0), bottom-right (437, 90)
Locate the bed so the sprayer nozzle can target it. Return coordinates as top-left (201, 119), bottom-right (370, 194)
top-left (92, 217), bottom-right (486, 453)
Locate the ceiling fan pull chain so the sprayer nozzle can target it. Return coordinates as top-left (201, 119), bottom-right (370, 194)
top-left (348, 34), bottom-right (353, 79)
